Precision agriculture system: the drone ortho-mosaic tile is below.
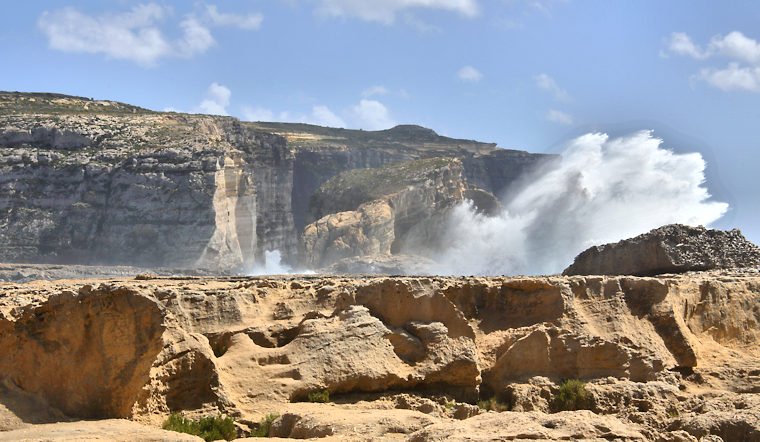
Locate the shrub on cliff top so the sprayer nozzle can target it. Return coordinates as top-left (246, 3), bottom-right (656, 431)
top-left (163, 413), bottom-right (236, 441)
top-left (251, 413), bottom-right (280, 437)
top-left (551, 379), bottom-right (592, 412)
top-left (307, 389), bottom-right (331, 403)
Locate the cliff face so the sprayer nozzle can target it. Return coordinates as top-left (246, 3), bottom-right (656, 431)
top-left (0, 271), bottom-right (757, 440)
top-left (0, 93), bottom-right (550, 272)
top-left (0, 93), bottom-right (296, 270)
top-left (302, 158), bottom-right (469, 268)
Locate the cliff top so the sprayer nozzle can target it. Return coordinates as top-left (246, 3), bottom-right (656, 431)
top-left (1, 91), bottom-right (507, 156)
top-left (249, 121), bottom-right (500, 155)
top-left (0, 91), bottom-right (152, 115)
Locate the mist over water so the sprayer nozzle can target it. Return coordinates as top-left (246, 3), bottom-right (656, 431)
top-left (250, 250), bottom-right (294, 275)
top-left (420, 131), bottom-right (729, 275)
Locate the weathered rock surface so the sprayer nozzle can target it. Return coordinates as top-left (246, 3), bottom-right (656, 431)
top-left (302, 158), bottom-right (473, 268)
top-left (0, 419), bottom-right (203, 441)
top-left (408, 410), bottom-right (648, 441)
top-left (564, 224), bottom-right (760, 276)
top-left (0, 93), bottom-right (551, 272)
top-left (0, 93), bottom-right (295, 270)
top-left (0, 270), bottom-right (757, 440)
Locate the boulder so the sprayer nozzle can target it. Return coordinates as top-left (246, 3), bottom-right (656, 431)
top-left (563, 224), bottom-right (760, 276)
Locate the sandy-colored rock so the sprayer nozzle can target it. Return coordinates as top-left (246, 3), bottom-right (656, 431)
top-left (0, 419), bottom-right (202, 441)
top-left (408, 410), bottom-right (648, 441)
top-left (0, 270), bottom-right (757, 440)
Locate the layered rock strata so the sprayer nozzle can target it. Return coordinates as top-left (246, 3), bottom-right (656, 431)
top-left (302, 158), bottom-right (476, 268)
top-left (0, 271), bottom-right (757, 440)
top-left (0, 94), bottom-right (296, 270)
top-left (0, 93), bottom-right (551, 272)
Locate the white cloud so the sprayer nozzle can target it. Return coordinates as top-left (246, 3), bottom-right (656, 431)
top-left (241, 106), bottom-right (275, 121)
top-left (241, 104), bottom-right (345, 127)
top-left (307, 105), bottom-right (347, 127)
top-left (198, 82), bottom-right (231, 115)
top-left (457, 65), bottom-right (483, 82)
top-left (176, 17), bottom-right (215, 57)
top-left (666, 32), bottom-right (709, 60)
top-left (546, 109), bottom-right (573, 125)
top-left (205, 5), bottom-right (263, 30)
top-left (666, 31), bottom-right (760, 63)
top-left (362, 85), bottom-right (389, 97)
top-left (698, 63), bottom-right (760, 92)
top-left (316, 0), bottom-right (478, 24)
top-left (350, 99), bottom-right (396, 130)
top-left (535, 73), bottom-right (569, 101)
top-left (666, 30), bottom-right (760, 93)
top-left (37, 4), bottom-right (215, 66)
top-left (708, 31), bottom-right (760, 65)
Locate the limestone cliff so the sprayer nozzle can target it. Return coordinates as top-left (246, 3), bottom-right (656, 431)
top-left (302, 158), bottom-right (477, 268)
top-left (0, 93), bottom-right (550, 272)
top-left (0, 93), bottom-right (296, 271)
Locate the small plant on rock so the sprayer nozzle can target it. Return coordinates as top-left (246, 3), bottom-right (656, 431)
top-left (477, 397), bottom-right (509, 412)
top-left (251, 413), bottom-right (279, 437)
top-left (162, 413), bottom-right (236, 441)
top-left (551, 379), bottom-right (592, 412)
top-left (307, 389), bottom-right (331, 403)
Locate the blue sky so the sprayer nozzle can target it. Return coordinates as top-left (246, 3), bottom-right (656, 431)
top-left (1, 0), bottom-right (758, 242)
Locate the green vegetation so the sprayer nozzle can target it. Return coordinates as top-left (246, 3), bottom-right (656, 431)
top-left (0, 92), bottom-right (152, 115)
top-left (307, 389), bottom-right (331, 403)
top-left (162, 413), bottom-right (236, 441)
top-left (248, 121), bottom-right (495, 154)
top-left (251, 413), bottom-right (280, 437)
top-left (311, 157), bottom-right (458, 217)
top-left (477, 397), bottom-right (510, 412)
top-left (551, 379), bottom-right (592, 412)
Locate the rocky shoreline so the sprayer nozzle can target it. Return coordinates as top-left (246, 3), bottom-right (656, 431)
top-left (0, 270), bottom-right (757, 440)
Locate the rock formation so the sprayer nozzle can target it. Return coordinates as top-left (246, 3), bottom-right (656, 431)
top-left (302, 158), bottom-right (484, 268)
top-left (0, 270), bottom-right (757, 440)
top-left (0, 92), bottom-right (551, 272)
top-left (564, 224), bottom-right (760, 276)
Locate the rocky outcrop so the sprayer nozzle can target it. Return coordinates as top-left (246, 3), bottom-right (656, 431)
top-left (0, 94), bottom-right (296, 271)
top-left (0, 420), bottom-right (204, 441)
top-left (302, 158), bottom-right (471, 268)
top-left (0, 93), bottom-right (551, 272)
top-left (0, 271), bottom-right (757, 440)
top-left (408, 410), bottom-right (648, 441)
top-left (564, 224), bottom-right (760, 276)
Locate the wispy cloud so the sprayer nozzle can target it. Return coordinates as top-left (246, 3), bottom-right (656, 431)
top-left (546, 109), bottom-right (573, 125)
top-left (698, 63), bottom-right (760, 93)
top-left (205, 5), bottom-right (263, 30)
top-left (665, 30), bottom-right (760, 93)
top-left (350, 99), bottom-right (396, 129)
top-left (457, 65), bottom-right (483, 83)
top-left (193, 84), bottom-right (394, 130)
top-left (310, 105), bottom-right (347, 127)
top-left (362, 85), bottom-right (389, 97)
top-left (198, 82), bottom-right (231, 115)
top-left (315, 0), bottom-right (478, 24)
top-left (535, 73), bottom-right (569, 101)
top-left (38, 3), bottom-right (262, 66)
